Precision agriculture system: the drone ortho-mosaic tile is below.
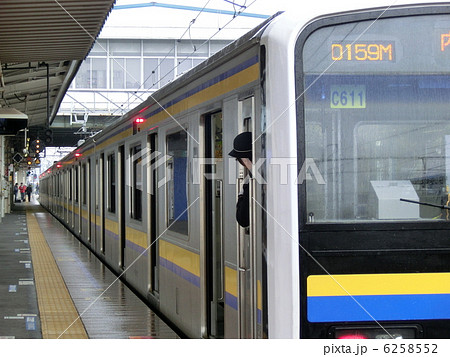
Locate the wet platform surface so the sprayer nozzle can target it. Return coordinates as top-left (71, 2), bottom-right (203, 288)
top-left (0, 200), bottom-right (179, 339)
top-left (0, 209), bottom-right (40, 338)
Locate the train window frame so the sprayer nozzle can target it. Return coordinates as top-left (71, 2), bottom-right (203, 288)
top-left (296, 7), bottom-right (450, 228)
top-left (95, 158), bottom-right (99, 211)
top-left (69, 167), bottom-right (73, 201)
top-left (82, 163), bottom-right (87, 205)
top-left (74, 165), bottom-right (79, 203)
top-left (165, 126), bottom-right (190, 237)
top-left (130, 143), bottom-right (143, 222)
top-left (107, 151), bottom-right (116, 214)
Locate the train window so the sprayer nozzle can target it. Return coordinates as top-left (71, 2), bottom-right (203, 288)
top-left (166, 130), bottom-right (188, 235)
top-left (69, 169), bottom-right (73, 201)
top-left (107, 153), bottom-right (116, 213)
top-left (95, 159), bottom-right (99, 210)
top-left (131, 145), bottom-right (142, 221)
top-left (59, 172), bottom-right (64, 197)
top-left (75, 166), bottom-right (79, 203)
top-left (302, 14), bottom-right (450, 223)
top-left (82, 164), bottom-right (87, 205)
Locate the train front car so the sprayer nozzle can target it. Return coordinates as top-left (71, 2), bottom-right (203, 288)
top-left (289, 3), bottom-right (450, 338)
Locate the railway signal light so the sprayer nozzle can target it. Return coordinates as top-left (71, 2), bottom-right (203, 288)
top-left (30, 139), bottom-right (45, 156)
top-left (44, 129), bottom-right (53, 144)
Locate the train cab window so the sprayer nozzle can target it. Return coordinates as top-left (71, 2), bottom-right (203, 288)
top-left (301, 15), bottom-right (450, 223)
top-left (131, 145), bottom-right (142, 221)
top-left (107, 153), bottom-right (116, 213)
top-left (166, 130), bottom-right (188, 235)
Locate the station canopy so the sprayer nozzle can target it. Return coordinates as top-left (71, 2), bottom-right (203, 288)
top-left (0, 0), bottom-right (116, 130)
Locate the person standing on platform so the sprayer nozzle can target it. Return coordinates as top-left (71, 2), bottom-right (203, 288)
top-left (26, 184), bottom-right (32, 202)
top-left (13, 183), bottom-right (19, 202)
top-left (19, 183), bottom-right (26, 202)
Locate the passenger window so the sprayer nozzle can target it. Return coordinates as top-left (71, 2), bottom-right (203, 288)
top-left (75, 166), bottom-right (79, 203)
top-left (131, 145), bottom-right (142, 221)
top-left (82, 164), bottom-right (87, 205)
top-left (107, 153), bottom-right (116, 213)
top-left (69, 169), bottom-right (73, 201)
top-left (166, 130), bottom-right (188, 235)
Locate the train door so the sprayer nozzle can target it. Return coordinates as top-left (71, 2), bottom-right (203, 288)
top-left (237, 96), bottom-right (258, 338)
top-left (203, 111), bottom-right (225, 338)
top-left (118, 145), bottom-right (126, 269)
top-left (146, 133), bottom-right (159, 294)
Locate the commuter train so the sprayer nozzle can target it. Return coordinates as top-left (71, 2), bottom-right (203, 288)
top-left (40, 2), bottom-right (450, 338)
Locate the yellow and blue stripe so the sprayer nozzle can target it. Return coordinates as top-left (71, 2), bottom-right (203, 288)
top-left (307, 273), bottom-right (450, 322)
top-left (159, 240), bottom-right (201, 288)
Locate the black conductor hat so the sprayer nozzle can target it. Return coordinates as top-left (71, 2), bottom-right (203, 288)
top-left (228, 132), bottom-right (252, 160)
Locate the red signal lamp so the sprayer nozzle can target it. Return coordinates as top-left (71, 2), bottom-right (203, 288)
top-left (135, 118), bottom-right (145, 124)
top-left (75, 153), bottom-right (82, 158)
top-left (56, 163), bottom-right (62, 168)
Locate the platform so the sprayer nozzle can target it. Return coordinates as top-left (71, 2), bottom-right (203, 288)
top-left (0, 198), bottom-right (179, 339)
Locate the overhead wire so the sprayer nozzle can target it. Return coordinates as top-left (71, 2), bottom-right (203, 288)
top-left (105, 0), bottom-right (214, 115)
top-left (109, 0), bottom-right (259, 116)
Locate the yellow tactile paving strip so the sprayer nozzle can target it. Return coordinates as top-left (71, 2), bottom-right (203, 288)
top-left (27, 212), bottom-right (89, 339)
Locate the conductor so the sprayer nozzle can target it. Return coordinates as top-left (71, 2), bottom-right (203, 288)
top-left (228, 132), bottom-right (252, 228)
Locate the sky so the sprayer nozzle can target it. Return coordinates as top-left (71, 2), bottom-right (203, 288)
top-left (110, 0), bottom-right (449, 17)
top-left (102, 0), bottom-right (450, 40)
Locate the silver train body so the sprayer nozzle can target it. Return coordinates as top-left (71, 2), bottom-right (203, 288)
top-left (40, 12), bottom-right (293, 338)
top-left (40, 2), bottom-right (450, 338)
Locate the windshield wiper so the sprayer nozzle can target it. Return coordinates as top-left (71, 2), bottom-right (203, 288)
top-left (400, 198), bottom-right (450, 211)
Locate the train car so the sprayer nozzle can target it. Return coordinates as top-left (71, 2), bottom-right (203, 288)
top-left (40, 1), bottom-right (450, 338)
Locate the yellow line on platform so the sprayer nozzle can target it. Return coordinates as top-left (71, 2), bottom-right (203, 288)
top-left (27, 212), bottom-right (88, 339)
